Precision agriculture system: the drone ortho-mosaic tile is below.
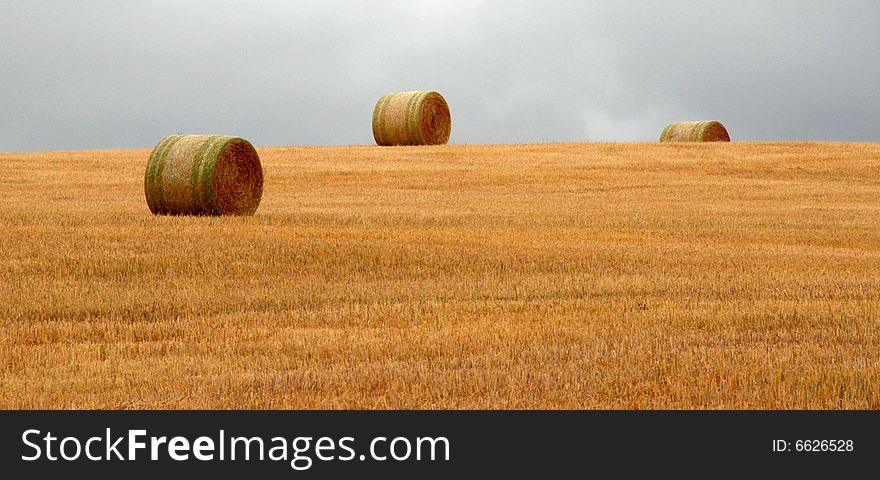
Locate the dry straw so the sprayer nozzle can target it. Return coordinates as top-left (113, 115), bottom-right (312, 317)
top-left (372, 91), bottom-right (451, 146)
top-left (144, 134), bottom-right (264, 216)
top-left (660, 121), bottom-right (730, 142)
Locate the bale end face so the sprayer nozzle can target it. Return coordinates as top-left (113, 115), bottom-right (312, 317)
top-left (144, 134), bottom-right (264, 216)
top-left (660, 121), bottom-right (730, 142)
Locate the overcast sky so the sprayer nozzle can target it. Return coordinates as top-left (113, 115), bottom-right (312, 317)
top-left (1, 0), bottom-right (878, 151)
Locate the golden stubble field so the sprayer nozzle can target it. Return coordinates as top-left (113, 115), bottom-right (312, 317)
top-left (1, 142), bottom-right (879, 409)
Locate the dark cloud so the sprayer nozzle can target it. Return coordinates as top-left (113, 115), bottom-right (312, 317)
top-left (1, 0), bottom-right (877, 151)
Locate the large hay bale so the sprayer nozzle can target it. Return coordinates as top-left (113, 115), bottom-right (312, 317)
top-left (372, 91), bottom-right (451, 146)
top-left (660, 121), bottom-right (730, 142)
top-left (144, 134), bottom-right (264, 216)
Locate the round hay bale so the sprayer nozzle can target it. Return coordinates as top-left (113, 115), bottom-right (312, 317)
top-left (372, 91), bottom-right (451, 146)
top-left (144, 134), bottom-right (264, 216)
top-left (659, 121), bottom-right (730, 142)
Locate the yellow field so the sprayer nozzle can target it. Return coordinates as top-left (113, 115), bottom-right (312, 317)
top-left (2, 142), bottom-right (879, 409)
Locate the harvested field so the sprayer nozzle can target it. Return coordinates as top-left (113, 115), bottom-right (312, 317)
top-left (1, 142), bottom-right (879, 409)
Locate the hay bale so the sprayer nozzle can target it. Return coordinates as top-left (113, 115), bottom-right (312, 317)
top-left (144, 134), bottom-right (264, 216)
top-left (372, 91), bottom-right (451, 146)
top-left (660, 121), bottom-right (730, 142)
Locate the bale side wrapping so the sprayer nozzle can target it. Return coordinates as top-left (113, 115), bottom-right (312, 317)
top-left (372, 91), bottom-right (451, 146)
top-left (144, 134), bottom-right (264, 216)
top-left (660, 121), bottom-right (730, 142)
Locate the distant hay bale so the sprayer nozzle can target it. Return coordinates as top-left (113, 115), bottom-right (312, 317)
top-left (372, 91), bottom-right (451, 146)
top-left (660, 121), bottom-right (730, 142)
top-left (144, 134), bottom-right (264, 216)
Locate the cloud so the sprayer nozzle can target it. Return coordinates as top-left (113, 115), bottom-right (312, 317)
top-left (0, 0), bottom-right (877, 151)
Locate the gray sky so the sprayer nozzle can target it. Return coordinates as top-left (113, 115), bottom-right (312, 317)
top-left (1, 0), bottom-right (878, 151)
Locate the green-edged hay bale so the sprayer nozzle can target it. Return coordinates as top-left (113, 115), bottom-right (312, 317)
top-left (372, 91), bottom-right (451, 146)
top-left (144, 134), bottom-right (264, 216)
top-left (660, 121), bottom-right (730, 142)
